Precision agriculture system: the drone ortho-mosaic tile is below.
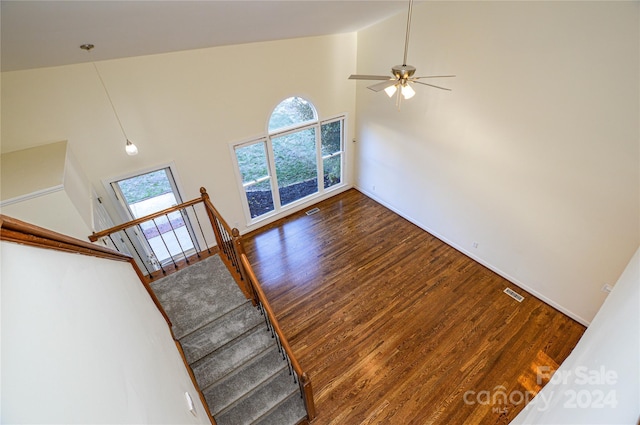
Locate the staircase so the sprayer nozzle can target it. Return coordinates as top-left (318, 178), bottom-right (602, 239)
top-left (151, 255), bottom-right (307, 425)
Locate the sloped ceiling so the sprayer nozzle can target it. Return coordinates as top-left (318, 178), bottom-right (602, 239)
top-left (1, 0), bottom-right (407, 72)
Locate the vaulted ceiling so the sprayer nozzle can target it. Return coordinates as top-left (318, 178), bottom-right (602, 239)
top-left (1, 0), bottom-right (407, 72)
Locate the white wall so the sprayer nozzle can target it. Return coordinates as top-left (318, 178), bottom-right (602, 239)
top-left (0, 242), bottom-right (210, 424)
top-left (1, 141), bottom-right (93, 239)
top-left (0, 140), bottom-right (66, 202)
top-left (63, 145), bottom-right (94, 232)
top-left (1, 190), bottom-right (92, 240)
top-left (354, 1), bottom-right (639, 324)
top-left (511, 246), bottom-right (640, 424)
top-left (1, 33), bottom-right (357, 235)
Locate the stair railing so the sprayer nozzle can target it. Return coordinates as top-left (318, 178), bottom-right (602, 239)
top-left (88, 187), bottom-right (315, 422)
top-left (233, 234), bottom-right (317, 422)
top-left (88, 188), bottom-right (253, 297)
top-left (198, 189), bottom-right (253, 299)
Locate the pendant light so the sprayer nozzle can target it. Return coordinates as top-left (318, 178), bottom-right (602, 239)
top-left (81, 44), bottom-right (139, 155)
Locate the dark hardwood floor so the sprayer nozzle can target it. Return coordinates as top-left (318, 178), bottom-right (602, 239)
top-left (243, 189), bottom-right (585, 425)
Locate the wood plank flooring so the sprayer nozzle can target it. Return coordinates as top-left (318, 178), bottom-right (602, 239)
top-left (243, 189), bottom-right (585, 425)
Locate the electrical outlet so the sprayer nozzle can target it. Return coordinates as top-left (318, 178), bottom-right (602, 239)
top-left (372, 185), bottom-right (376, 192)
top-left (472, 242), bottom-right (479, 248)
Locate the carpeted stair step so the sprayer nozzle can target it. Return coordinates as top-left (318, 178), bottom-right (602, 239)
top-left (252, 391), bottom-right (307, 425)
top-left (179, 301), bottom-right (263, 364)
top-left (151, 255), bottom-right (308, 424)
top-left (150, 255), bottom-right (247, 339)
top-left (204, 345), bottom-right (286, 415)
top-left (214, 366), bottom-right (302, 425)
top-left (192, 325), bottom-right (275, 390)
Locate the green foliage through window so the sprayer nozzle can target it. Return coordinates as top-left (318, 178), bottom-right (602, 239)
top-left (117, 169), bottom-right (172, 204)
top-left (235, 97), bottom-right (344, 220)
top-left (269, 97), bottom-right (317, 132)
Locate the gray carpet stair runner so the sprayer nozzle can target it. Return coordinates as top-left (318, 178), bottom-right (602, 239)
top-left (151, 255), bottom-right (306, 425)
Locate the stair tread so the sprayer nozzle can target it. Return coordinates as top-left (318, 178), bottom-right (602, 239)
top-left (192, 325), bottom-right (275, 389)
top-left (152, 255), bottom-right (307, 424)
top-left (150, 255), bottom-right (247, 339)
top-left (252, 391), bottom-right (307, 425)
top-left (204, 345), bottom-right (286, 415)
top-left (180, 302), bottom-right (263, 364)
top-left (215, 367), bottom-right (301, 425)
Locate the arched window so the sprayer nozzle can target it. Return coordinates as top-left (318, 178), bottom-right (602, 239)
top-left (268, 97), bottom-right (317, 132)
top-left (233, 97), bottom-right (345, 222)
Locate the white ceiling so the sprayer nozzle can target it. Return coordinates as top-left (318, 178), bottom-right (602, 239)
top-left (1, 0), bottom-right (408, 72)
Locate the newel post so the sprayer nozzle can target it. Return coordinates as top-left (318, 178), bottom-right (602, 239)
top-left (200, 187), bottom-right (223, 249)
top-left (301, 372), bottom-right (317, 421)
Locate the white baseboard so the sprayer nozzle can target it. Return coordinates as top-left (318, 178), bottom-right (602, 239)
top-left (355, 185), bottom-right (591, 327)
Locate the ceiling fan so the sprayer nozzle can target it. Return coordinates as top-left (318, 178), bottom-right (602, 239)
top-left (349, 0), bottom-right (454, 107)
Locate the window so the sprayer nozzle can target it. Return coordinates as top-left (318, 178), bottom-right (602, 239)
top-left (233, 97), bottom-right (345, 222)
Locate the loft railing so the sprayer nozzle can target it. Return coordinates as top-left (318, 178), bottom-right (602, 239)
top-left (88, 187), bottom-right (316, 423)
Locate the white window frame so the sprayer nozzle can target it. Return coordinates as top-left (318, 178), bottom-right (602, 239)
top-left (230, 112), bottom-right (347, 226)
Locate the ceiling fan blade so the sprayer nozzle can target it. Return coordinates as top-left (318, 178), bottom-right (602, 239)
top-left (413, 75), bottom-right (456, 80)
top-left (413, 81), bottom-right (452, 91)
top-left (367, 80), bottom-right (399, 92)
top-left (349, 74), bottom-right (393, 80)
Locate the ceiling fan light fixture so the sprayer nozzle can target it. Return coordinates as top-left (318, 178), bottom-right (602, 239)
top-left (384, 84), bottom-right (398, 97)
top-left (401, 83), bottom-right (415, 99)
top-left (347, 0), bottom-right (454, 108)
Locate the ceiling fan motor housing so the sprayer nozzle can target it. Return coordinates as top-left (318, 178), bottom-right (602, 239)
top-left (392, 65), bottom-right (416, 81)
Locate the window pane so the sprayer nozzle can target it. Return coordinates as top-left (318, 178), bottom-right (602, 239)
top-left (236, 142), bottom-right (275, 218)
top-left (269, 97), bottom-right (317, 132)
top-left (272, 128), bottom-right (318, 206)
top-left (321, 119), bottom-right (343, 189)
top-left (323, 154), bottom-right (342, 189)
top-left (321, 120), bottom-right (342, 156)
top-left (118, 169), bottom-right (173, 204)
top-left (246, 179), bottom-right (275, 218)
top-left (235, 142), bottom-right (270, 184)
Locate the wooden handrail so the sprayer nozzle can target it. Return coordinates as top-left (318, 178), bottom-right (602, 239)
top-left (1, 214), bottom-right (133, 262)
top-left (89, 197), bottom-right (203, 242)
top-left (239, 253), bottom-right (316, 421)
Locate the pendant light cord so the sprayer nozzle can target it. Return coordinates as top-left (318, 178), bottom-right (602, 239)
top-left (93, 62), bottom-right (129, 141)
top-left (402, 0), bottom-right (414, 66)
